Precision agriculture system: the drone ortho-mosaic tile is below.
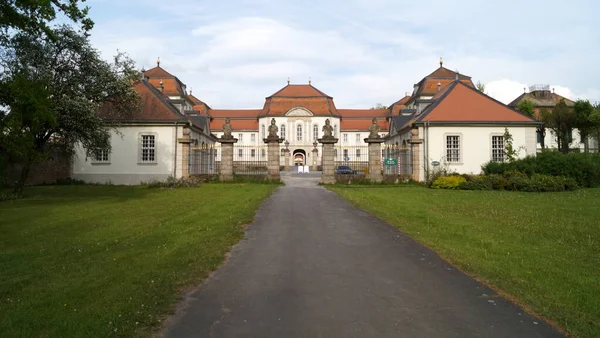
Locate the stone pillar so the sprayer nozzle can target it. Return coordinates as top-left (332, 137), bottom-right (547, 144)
top-left (318, 137), bottom-right (338, 184)
top-left (264, 136), bottom-right (283, 180)
top-left (311, 149), bottom-right (318, 171)
top-left (284, 150), bottom-right (290, 172)
top-left (364, 138), bottom-right (385, 182)
top-left (177, 127), bottom-right (193, 178)
top-left (408, 127), bottom-right (424, 182)
top-left (218, 138), bottom-right (237, 181)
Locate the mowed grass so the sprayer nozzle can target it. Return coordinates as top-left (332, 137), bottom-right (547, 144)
top-left (329, 185), bottom-right (600, 338)
top-left (0, 184), bottom-right (277, 337)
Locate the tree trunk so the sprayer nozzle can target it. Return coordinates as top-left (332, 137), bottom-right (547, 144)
top-left (539, 127), bottom-right (546, 150)
top-left (13, 160), bottom-right (31, 197)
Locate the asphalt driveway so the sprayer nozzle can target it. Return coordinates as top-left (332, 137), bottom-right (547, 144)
top-left (162, 174), bottom-right (563, 338)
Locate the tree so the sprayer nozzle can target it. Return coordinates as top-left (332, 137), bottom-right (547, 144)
top-left (0, 26), bottom-right (140, 195)
top-left (476, 81), bottom-right (486, 93)
top-left (573, 99), bottom-right (596, 153)
top-left (516, 99), bottom-right (545, 148)
top-left (370, 103), bottom-right (387, 110)
top-left (516, 99), bottom-right (535, 118)
top-left (0, 0), bottom-right (93, 41)
top-left (540, 99), bottom-right (575, 153)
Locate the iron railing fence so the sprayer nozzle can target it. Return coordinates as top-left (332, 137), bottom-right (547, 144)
top-left (189, 143), bottom-right (220, 175)
top-left (232, 145), bottom-right (269, 176)
top-left (333, 145), bottom-right (369, 174)
top-left (382, 144), bottom-right (412, 177)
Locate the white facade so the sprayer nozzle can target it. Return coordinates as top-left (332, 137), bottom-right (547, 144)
top-left (415, 125), bottom-right (537, 181)
top-left (72, 124), bottom-right (210, 185)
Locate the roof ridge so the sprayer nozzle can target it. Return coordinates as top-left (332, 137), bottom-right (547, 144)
top-left (142, 80), bottom-right (186, 120)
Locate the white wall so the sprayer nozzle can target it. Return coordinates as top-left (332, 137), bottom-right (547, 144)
top-left (424, 125), bottom-right (537, 175)
top-left (72, 125), bottom-right (178, 185)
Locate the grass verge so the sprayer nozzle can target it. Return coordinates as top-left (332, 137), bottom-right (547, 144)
top-left (0, 184), bottom-right (277, 337)
top-left (328, 185), bottom-right (599, 338)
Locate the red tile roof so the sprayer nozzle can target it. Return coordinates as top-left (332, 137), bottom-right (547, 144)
top-left (143, 66), bottom-right (175, 78)
top-left (210, 119), bottom-right (258, 131)
top-left (188, 94), bottom-right (210, 116)
top-left (417, 81), bottom-right (538, 124)
top-left (144, 66), bottom-right (186, 96)
top-left (261, 97), bottom-right (339, 116)
top-left (390, 95), bottom-right (411, 115)
top-left (338, 109), bottom-right (390, 118)
top-left (341, 119), bottom-right (389, 131)
top-left (100, 81), bottom-right (183, 121)
top-left (269, 84), bottom-right (331, 97)
top-left (147, 78), bottom-right (185, 96)
top-left (412, 66), bottom-right (474, 98)
top-left (209, 109), bottom-right (262, 118)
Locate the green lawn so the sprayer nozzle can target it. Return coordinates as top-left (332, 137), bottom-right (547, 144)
top-left (329, 185), bottom-right (600, 338)
top-left (0, 184), bottom-right (277, 337)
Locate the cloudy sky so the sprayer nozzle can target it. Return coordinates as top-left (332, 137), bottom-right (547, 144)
top-left (86, 0), bottom-right (599, 108)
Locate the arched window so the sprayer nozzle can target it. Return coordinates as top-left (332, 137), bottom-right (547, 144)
top-left (297, 124), bottom-right (303, 142)
top-left (313, 124), bottom-right (318, 140)
top-left (281, 124), bottom-right (286, 140)
top-left (261, 125), bottom-right (265, 139)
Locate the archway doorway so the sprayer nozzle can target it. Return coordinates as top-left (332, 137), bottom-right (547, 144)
top-left (293, 149), bottom-right (306, 166)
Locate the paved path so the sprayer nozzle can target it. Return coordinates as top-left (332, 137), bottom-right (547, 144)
top-left (163, 174), bottom-right (563, 338)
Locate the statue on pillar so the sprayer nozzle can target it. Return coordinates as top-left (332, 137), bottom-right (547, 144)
top-left (222, 118), bottom-right (233, 139)
top-left (322, 118), bottom-right (334, 138)
top-left (368, 117), bottom-right (381, 139)
top-left (268, 118), bottom-right (278, 138)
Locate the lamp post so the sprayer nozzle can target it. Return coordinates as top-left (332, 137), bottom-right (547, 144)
top-left (312, 140), bottom-right (319, 171)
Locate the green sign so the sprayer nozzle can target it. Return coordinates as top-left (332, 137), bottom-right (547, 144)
top-left (384, 158), bottom-right (398, 166)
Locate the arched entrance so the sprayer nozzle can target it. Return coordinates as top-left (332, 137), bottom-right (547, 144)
top-left (293, 149), bottom-right (306, 166)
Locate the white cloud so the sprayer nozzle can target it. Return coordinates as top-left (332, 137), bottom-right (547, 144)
top-left (87, 0), bottom-right (600, 108)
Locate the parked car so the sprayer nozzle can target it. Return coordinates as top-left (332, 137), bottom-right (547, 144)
top-left (335, 165), bottom-right (357, 174)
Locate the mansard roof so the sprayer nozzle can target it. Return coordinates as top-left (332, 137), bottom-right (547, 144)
top-left (261, 84), bottom-right (339, 116)
top-left (268, 84), bottom-right (331, 98)
top-left (411, 65), bottom-right (474, 99)
top-left (143, 66), bottom-right (187, 96)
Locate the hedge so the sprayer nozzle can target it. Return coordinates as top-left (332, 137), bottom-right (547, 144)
top-left (482, 151), bottom-right (600, 188)
top-left (456, 172), bottom-right (579, 192)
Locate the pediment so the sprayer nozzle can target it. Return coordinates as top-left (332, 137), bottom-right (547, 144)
top-left (285, 107), bottom-right (313, 116)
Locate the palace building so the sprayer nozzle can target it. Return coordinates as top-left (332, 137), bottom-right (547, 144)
top-left (73, 58), bottom-right (549, 184)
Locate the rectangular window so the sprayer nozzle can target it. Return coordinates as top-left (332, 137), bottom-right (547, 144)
top-left (261, 148), bottom-right (266, 158)
top-left (238, 149), bottom-right (243, 158)
top-left (251, 149), bottom-right (256, 157)
top-left (446, 135), bottom-right (460, 163)
top-left (356, 134), bottom-right (360, 143)
top-left (140, 135), bottom-right (156, 163)
top-left (92, 148), bottom-right (110, 163)
top-left (238, 133), bottom-right (243, 142)
top-left (356, 148), bottom-right (361, 158)
top-left (313, 124), bottom-right (319, 141)
top-left (492, 135), bottom-right (504, 162)
top-left (251, 134), bottom-right (256, 142)
top-left (343, 149), bottom-right (348, 160)
top-left (343, 134), bottom-right (348, 142)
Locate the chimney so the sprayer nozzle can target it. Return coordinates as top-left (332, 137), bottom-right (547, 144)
top-left (157, 79), bottom-right (164, 93)
top-left (437, 82), bottom-right (441, 91)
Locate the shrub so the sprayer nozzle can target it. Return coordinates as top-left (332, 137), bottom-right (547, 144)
top-left (431, 175), bottom-right (466, 189)
top-left (459, 175), bottom-right (493, 190)
top-left (482, 152), bottom-right (600, 187)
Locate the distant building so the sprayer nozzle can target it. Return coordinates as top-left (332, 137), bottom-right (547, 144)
top-left (508, 85), bottom-right (587, 151)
